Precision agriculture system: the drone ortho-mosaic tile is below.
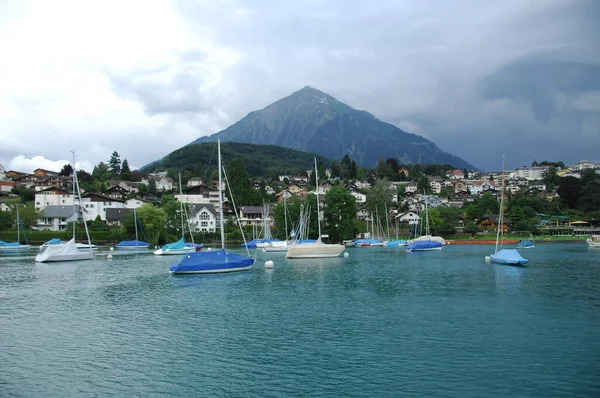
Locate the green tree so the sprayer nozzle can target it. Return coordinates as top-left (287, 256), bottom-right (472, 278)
top-left (226, 158), bottom-right (262, 206)
top-left (59, 164), bottom-right (73, 176)
top-left (376, 158), bottom-right (393, 179)
top-left (0, 210), bottom-right (11, 230)
top-left (8, 203), bottom-right (40, 230)
top-left (92, 161), bottom-right (110, 180)
top-left (542, 166), bottom-right (560, 191)
top-left (148, 179), bottom-right (157, 194)
top-left (121, 159), bottom-right (132, 180)
top-left (324, 186), bottom-right (357, 242)
top-left (108, 151), bottom-right (121, 177)
top-left (581, 178), bottom-right (600, 212)
top-left (356, 167), bottom-right (365, 181)
top-left (137, 183), bottom-right (148, 196)
top-left (557, 176), bottom-right (582, 208)
top-left (135, 204), bottom-right (166, 244)
top-left (366, 179), bottom-right (393, 229)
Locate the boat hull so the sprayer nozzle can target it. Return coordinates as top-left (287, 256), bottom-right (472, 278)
top-left (286, 241), bottom-right (345, 259)
top-left (170, 250), bottom-right (255, 274)
top-left (154, 247), bottom-right (196, 255)
top-left (0, 245), bottom-right (32, 252)
top-left (35, 239), bottom-right (95, 262)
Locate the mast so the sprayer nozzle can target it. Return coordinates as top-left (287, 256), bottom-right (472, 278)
top-left (314, 158), bottom-right (322, 241)
top-left (134, 207), bottom-right (139, 242)
top-left (73, 156), bottom-right (92, 246)
top-left (71, 150), bottom-right (75, 239)
top-left (494, 156), bottom-right (506, 254)
top-left (283, 195), bottom-right (288, 241)
top-left (16, 206), bottom-right (20, 243)
top-left (218, 139), bottom-right (225, 250)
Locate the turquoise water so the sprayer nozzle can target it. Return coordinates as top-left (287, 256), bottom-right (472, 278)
top-left (1, 244), bottom-right (599, 397)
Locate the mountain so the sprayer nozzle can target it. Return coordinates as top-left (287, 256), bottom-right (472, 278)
top-left (141, 142), bottom-right (334, 177)
top-left (191, 86), bottom-right (477, 170)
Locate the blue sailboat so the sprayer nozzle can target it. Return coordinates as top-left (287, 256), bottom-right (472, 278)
top-left (0, 206), bottom-right (31, 252)
top-left (486, 156), bottom-right (528, 266)
top-left (116, 208), bottom-right (149, 250)
top-left (170, 139), bottom-right (255, 274)
top-left (406, 194), bottom-right (443, 252)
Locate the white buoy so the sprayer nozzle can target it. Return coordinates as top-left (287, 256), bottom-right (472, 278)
top-left (485, 256), bottom-right (491, 263)
top-left (265, 260), bottom-right (274, 269)
top-left (207, 247), bottom-right (212, 251)
top-left (107, 253), bottom-right (113, 260)
top-left (109, 247), bottom-right (114, 252)
top-left (343, 252), bottom-right (349, 258)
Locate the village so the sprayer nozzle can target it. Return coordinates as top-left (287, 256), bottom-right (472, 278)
top-left (0, 158), bottom-right (599, 240)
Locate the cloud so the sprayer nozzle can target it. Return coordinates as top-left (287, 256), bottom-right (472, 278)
top-left (0, 0), bottom-right (598, 172)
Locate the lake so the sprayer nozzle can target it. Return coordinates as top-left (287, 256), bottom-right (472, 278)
top-left (1, 243), bottom-right (599, 397)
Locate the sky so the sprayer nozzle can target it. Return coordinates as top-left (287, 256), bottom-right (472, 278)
top-left (0, 0), bottom-right (598, 173)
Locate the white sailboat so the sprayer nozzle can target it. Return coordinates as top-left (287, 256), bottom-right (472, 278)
top-left (286, 158), bottom-right (345, 259)
top-left (116, 208), bottom-right (149, 250)
top-left (36, 152), bottom-right (94, 262)
top-left (406, 193), bottom-right (444, 252)
top-left (0, 206), bottom-right (32, 252)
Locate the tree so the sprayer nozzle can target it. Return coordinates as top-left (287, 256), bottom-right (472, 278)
top-left (148, 179), bottom-right (157, 194)
top-left (135, 204), bottom-right (166, 244)
top-left (542, 166), bottom-right (560, 191)
top-left (108, 151), bottom-right (121, 177)
top-left (376, 158), bottom-right (393, 179)
top-left (137, 183), bottom-right (148, 196)
top-left (324, 186), bottom-right (357, 242)
top-left (366, 179), bottom-right (393, 229)
top-left (580, 179), bottom-right (600, 212)
top-left (557, 176), bottom-right (582, 208)
top-left (59, 164), bottom-right (73, 176)
top-left (121, 159), bottom-right (132, 180)
top-left (8, 203), bottom-right (40, 230)
top-left (0, 210), bottom-right (12, 230)
top-left (227, 158), bottom-right (262, 206)
top-left (92, 162), bottom-right (109, 180)
top-left (356, 167), bottom-right (365, 181)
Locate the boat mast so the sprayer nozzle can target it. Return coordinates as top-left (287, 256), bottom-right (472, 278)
top-left (314, 158), bottom-right (322, 241)
top-left (134, 207), bottom-right (139, 242)
top-left (73, 154), bottom-right (92, 246)
top-left (283, 195), bottom-right (288, 241)
top-left (494, 156), bottom-right (505, 254)
top-left (16, 206), bottom-right (20, 243)
top-left (71, 150), bottom-right (76, 239)
top-left (218, 139), bottom-right (225, 250)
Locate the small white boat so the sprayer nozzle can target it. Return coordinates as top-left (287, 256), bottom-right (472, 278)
top-left (587, 235), bottom-right (600, 248)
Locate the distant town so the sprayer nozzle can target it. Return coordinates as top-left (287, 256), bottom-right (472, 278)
top-left (1, 156), bottom-right (599, 243)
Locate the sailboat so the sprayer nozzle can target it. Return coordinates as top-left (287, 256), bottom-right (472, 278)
top-left (35, 153), bottom-right (95, 262)
top-left (285, 158), bottom-right (345, 259)
top-left (486, 156), bottom-right (528, 266)
top-left (154, 175), bottom-right (200, 255)
top-left (116, 207), bottom-right (149, 250)
top-left (170, 139), bottom-right (255, 274)
top-left (406, 193), bottom-right (443, 252)
top-left (0, 205), bottom-right (32, 252)
top-left (263, 198), bottom-right (291, 252)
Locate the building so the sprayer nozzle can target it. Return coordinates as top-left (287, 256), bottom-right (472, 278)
top-left (34, 188), bottom-right (73, 210)
top-left (189, 204), bottom-right (218, 233)
top-left (37, 205), bottom-right (80, 231)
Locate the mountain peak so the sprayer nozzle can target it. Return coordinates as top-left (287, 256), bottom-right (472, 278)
top-left (192, 88), bottom-right (477, 169)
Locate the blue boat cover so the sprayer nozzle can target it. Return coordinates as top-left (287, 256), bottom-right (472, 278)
top-left (170, 249), bottom-right (255, 273)
top-left (241, 239), bottom-right (281, 248)
top-left (517, 240), bottom-right (534, 248)
top-left (160, 237), bottom-right (185, 251)
top-left (117, 239), bottom-right (149, 247)
top-left (354, 238), bottom-right (383, 245)
top-left (1, 241), bottom-right (22, 247)
top-left (490, 249), bottom-right (529, 265)
top-left (406, 240), bottom-right (443, 251)
top-left (386, 240), bottom-right (408, 247)
top-left (0, 240), bottom-right (7, 245)
top-left (44, 238), bottom-right (63, 245)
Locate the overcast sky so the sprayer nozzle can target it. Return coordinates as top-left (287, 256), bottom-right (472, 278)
top-left (1, 0), bottom-right (598, 173)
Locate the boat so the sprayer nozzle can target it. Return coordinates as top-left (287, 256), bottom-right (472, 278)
top-left (587, 235), bottom-right (600, 248)
top-left (406, 194), bottom-right (443, 252)
top-left (170, 139), bottom-right (255, 274)
top-left (36, 152), bottom-right (95, 263)
top-left (0, 206), bottom-right (32, 252)
top-left (286, 158), bottom-right (345, 259)
top-left (116, 208), bottom-right (149, 250)
top-left (40, 238), bottom-right (98, 251)
top-left (485, 156), bottom-right (528, 266)
top-left (154, 174), bottom-right (200, 256)
top-left (516, 239), bottom-right (535, 249)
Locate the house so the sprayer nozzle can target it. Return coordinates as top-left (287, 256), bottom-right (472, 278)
top-left (344, 182), bottom-right (360, 193)
top-left (107, 180), bottom-right (139, 193)
top-left (105, 208), bottom-right (133, 226)
top-left (318, 180), bottom-right (333, 195)
top-left (276, 189), bottom-right (294, 203)
top-left (469, 179), bottom-right (496, 195)
top-left (33, 168), bottom-right (59, 178)
top-left (405, 182), bottom-right (418, 194)
top-left (37, 205), bottom-right (81, 231)
top-left (105, 185), bottom-right (130, 200)
top-left (237, 206), bottom-right (268, 227)
top-left (34, 187), bottom-right (73, 210)
top-left (79, 193), bottom-right (126, 221)
top-left (476, 215), bottom-right (511, 232)
top-left (350, 192), bottom-right (366, 204)
top-left (398, 168), bottom-right (410, 178)
top-left (0, 180), bottom-right (15, 193)
top-left (264, 185), bottom-right (275, 195)
top-left (447, 169), bottom-right (465, 180)
top-left (14, 173), bottom-right (39, 189)
top-left (356, 205), bottom-right (369, 221)
top-left (189, 204), bottom-right (218, 233)
top-left (396, 211), bottom-right (419, 225)
top-left (141, 174), bottom-right (174, 191)
top-left (453, 180), bottom-right (468, 193)
top-left (0, 163), bottom-right (5, 180)
top-left (176, 184), bottom-right (221, 211)
top-left (186, 177), bottom-right (204, 188)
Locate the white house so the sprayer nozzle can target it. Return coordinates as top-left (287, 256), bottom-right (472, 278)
top-left (175, 185), bottom-right (221, 211)
top-left (396, 211), bottom-right (419, 225)
top-left (79, 193), bottom-right (126, 221)
top-left (37, 205), bottom-right (80, 231)
top-left (34, 188), bottom-right (73, 210)
top-left (189, 204), bottom-right (218, 233)
top-left (351, 192), bottom-right (366, 204)
top-left (141, 174), bottom-right (174, 191)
